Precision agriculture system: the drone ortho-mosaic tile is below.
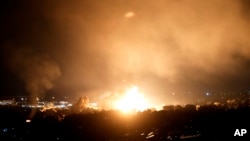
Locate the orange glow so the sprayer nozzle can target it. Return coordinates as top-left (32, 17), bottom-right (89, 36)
top-left (124, 11), bottom-right (135, 18)
top-left (114, 86), bottom-right (149, 113)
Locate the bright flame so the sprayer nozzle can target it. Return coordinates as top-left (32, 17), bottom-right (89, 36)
top-left (115, 86), bottom-right (149, 113)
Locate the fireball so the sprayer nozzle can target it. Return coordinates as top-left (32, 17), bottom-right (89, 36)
top-left (114, 86), bottom-right (149, 113)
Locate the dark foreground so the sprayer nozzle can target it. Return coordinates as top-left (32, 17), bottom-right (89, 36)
top-left (0, 105), bottom-right (250, 141)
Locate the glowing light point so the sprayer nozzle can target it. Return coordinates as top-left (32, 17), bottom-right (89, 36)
top-left (26, 119), bottom-right (31, 123)
top-left (124, 11), bottom-right (135, 18)
top-left (114, 86), bottom-right (149, 113)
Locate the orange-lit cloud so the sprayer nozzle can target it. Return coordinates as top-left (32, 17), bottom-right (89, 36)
top-left (1, 0), bottom-right (250, 105)
top-left (124, 11), bottom-right (135, 18)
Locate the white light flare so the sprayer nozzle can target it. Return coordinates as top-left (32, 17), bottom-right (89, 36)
top-left (26, 119), bottom-right (31, 123)
top-left (114, 86), bottom-right (149, 113)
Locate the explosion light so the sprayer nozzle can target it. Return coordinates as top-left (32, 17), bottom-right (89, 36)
top-left (114, 86), bottom-right (149, 113)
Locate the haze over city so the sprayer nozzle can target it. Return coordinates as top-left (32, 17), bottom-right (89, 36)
top-left (1, 0), bottom-right (250, 108)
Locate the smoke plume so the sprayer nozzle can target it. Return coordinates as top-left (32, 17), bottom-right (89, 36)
top-left (4, 46), bottom-right (61, 103)
top-left (49, 0), bottom-right (250, 97)
top-left (1, 0), bottom-right (250, 105)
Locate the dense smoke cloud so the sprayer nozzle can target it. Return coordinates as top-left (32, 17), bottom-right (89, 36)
top-left (3, 46), bottom-right (61, 103)
top-left (1, 0), bottom-right (250, 104)
top-left (52, 0), bottom-right (250, 93)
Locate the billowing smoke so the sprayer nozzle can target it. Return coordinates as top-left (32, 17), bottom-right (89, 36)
top-left (72, 96), bottom-right (90, 112)
top-left (4, 46), bottom-right (61, 103)
top-left (48, 0), bottom-right (250, 101)
top-left (1, 0), bottom-right (250, 105)
top-left (99, 90), bottom-right (125, 110)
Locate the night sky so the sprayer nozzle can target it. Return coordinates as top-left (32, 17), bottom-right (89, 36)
top-left (1, 0), bottom-right (250, 105)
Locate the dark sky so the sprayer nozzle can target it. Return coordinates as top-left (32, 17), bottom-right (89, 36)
top-left (1, 0), bottom-right (250, 105)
